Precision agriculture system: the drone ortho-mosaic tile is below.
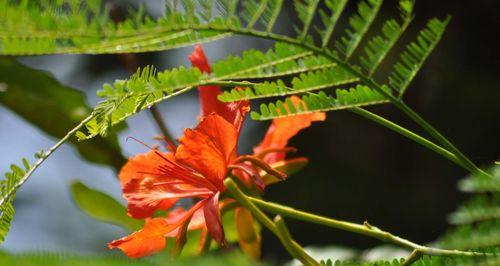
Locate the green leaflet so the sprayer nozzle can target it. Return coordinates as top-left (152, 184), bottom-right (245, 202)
top-left (293, 0), bottom-right (320, 40)
top-left (250, 85), bottom-right (390, 120)
top-left (359, 0), bottom-right (414, 75)
top-left (78, 66), bottom-right (203, 139)
top-left (70, 181), bottom-right (142, 232)
top-left (218, 66), bottom-right (357, 101)
top-left (335, 0), bottom-right (383, 59)
top-left (212, 42), bottom-right (333, 80)
top-left (0, 158), bottom-right (31, 243)
top-left (316, 0), bottom-right (349, 48)
top-left (437, 164), bottom-right (500, 250)
top-left (389, 17), bottom-right (450, 96)
top-left (0, 1), bottom-right (237, 55)
top-left (0, 57), bottom-right (126, 170)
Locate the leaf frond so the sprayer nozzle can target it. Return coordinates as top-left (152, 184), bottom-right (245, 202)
top-left (334, 0), bottom-right (383, 60)
top-left (389, 16), bottom-right (450, 96)
top-left (249, 85), bottom-right (390, 120)
top-left (359, 0), bottom-right (414, 75)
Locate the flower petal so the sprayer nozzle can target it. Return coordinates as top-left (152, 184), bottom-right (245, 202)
top-left (254, 96), bottom-right (325, 163)
top-left (203, 192), bottom-right (227, 247)
top-left (189, 45), bottom-right (249, 130)
top-left (123, 176), bottom-right (211, 219)
top-left (176, 114), bottom-right (238, 190)
top-left (108, 200), bottom-right (207, 258)
top-left (165, 207), bottom-right (207, 237)
top-left (119, 150), bottom-right (168, 186)
top-left (108, 218), bottom-right (167, 258)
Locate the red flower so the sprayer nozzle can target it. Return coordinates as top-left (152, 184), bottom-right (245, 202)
top-left (108, 45), bottom-right (324, 258)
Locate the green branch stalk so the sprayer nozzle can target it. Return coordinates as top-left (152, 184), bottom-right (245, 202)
top-left (225, 178), bottom-right (320, 266)
top-left (246, 196), bottom-right (490, 258)
top-left (0, 114), bottom-right (95, 207)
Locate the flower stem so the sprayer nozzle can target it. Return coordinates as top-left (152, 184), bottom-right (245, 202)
top-left (225, 178), bottom-right (320, 265)
top-left (247, 196), bottom-right (489, 258)
top-left (0, 114), bottom-right (95, 206)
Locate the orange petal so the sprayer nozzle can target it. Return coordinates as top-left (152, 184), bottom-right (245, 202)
top-left (176, 114), bottom-right (238, 190)
top-left (189, 45), bottom-right (249, 129)
top-left (119, 151), bottom-right (179, 218)
top-left (108, 218), bottom-right (168, 258)
top-left (165, 207), bottom-right (207, 237)
top-left (123, 176), bottom-right (211, 218)
top-left (119, 150), bottom-right (169, 186)
top-left (254, 96), bottom-right (325, 163)
top-left (109, 200), bottom-right (207, 258)
top-left (203, 192), bottom-right (227, 247)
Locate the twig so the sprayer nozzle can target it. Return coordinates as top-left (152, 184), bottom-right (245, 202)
top-left (225, 178), bottom-right (320, 265)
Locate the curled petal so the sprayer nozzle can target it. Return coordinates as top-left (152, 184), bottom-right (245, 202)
top-left (176, 114), bottom-right (238, 190)
top-left (108, 200), bottom-right (207, 258)
top-left (119, 150), bottom-right (169, 186)
top-left (108, 218), bottom-right (168, 258)
top-left (254, 96), bottom-right (325, 163)
top-left (165, 207), bottom-right (207, 237)
top-left (203, 192), bottom-right (227, 247)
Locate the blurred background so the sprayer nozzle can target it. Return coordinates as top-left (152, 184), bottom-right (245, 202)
top-left (1, 0), bottom-right (498, 263)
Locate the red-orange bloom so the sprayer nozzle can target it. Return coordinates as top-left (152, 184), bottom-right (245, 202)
top-left (109, 45), bottom-right (324, 259)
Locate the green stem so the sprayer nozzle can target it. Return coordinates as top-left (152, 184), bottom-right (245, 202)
top-left (350, 107), bottom-right (471, 172)
top-left (225, 178), bottom-right (320, 266)
top-left (0, 114), bottom-right (95, 206)
top-left (247, 196), bottom-right (488, 258)
top-left (401, 250), bottom-right (423, 266)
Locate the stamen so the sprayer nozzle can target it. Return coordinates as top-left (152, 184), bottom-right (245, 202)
top-left (235, 155), bottom-right (287, 180)
top-left (228, 164), bottom-right (265, 192)
top-left (153, 135), bottom-right (177, 152)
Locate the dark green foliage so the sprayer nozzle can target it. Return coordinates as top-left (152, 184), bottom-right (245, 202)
top-left (70, 181), bottom-right (143, 232)
top-left (0, 57), bottom-right (126, 170)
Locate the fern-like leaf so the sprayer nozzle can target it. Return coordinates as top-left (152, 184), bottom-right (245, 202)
top-left (0, 158), bottom-right (33, 243)
top-left (438, 163), bottom-right (500, 251)
top-left (250, 85), bottom-right (390, 120)
top-left (212, 42), bottom-right (332, 80)
top-left (218, 66), bottom-right (358, 101)
top-left (335, 0), bottom-right (383, 60)
top-left (360, 0), bottom-right (414, 75)
top-left (448, 195), bottom-right (500, 225)
top-left (315, 0), bottom-right (349, 48)
top-left (78, 66), bottom-right (204, 139)
top-left (388, 16), bottom-right (451, 96)
top-left (294, 0), bottom-right (320, 41)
